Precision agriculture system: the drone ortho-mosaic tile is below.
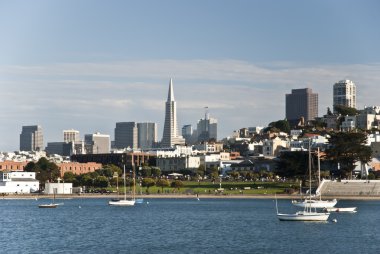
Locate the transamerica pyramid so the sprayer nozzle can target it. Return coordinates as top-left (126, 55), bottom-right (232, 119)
top-left (161, 78), bottom-right (185, 148)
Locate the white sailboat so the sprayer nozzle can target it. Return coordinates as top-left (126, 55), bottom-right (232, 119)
top-left (277, 145), bottom-right (330, 221)
top-left (38, 188), bottom-right (59, 208)
top-left (292, 148), bottom-right (337, 209)
top-left (108, 164), bottom-right (135, 206)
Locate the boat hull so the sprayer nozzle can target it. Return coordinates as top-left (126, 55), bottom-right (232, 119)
top-left (277, 211), bottom-right (330, 221)
top-left (292, 199), bottom-right (337, 208)
top-left (108, 200), bottom-right (135, 206)
top-left (324, 207), bottom-right (357, 213)
top-left (38, 204), bottom-right (58, 208)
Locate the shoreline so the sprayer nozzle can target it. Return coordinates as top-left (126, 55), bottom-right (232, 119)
top-left (2, 193), bottom-right (380, 200)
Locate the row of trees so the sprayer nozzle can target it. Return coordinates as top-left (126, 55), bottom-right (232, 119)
top-left (275, 131), bottom-right (372, 180)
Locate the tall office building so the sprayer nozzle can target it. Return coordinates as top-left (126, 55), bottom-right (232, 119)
top-left (161, 79), bottom-right (185, 147)
top-left (333, 80), bottom-right (356, 112)
top-left (114, 122), bottom-right (138, 149)
top-left (286, 88), bottom-right (318, 124)
top-left (197, 111), bottom-right (218, 142)
top-left (20, 125), bottom-right (44, 151)
top-left (182, 124), bottom-right (193, 138)
top-left (84, 132), bottom-right (110, 154)
top-left (137, 122), bottom-right (157, 149)
top-left (63, 129), bottom-right (80, 143)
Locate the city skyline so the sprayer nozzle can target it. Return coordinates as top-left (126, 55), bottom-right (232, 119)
top-left (1, 0), bottom-right (380, 151)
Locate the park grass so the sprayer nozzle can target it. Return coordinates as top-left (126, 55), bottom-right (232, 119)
top-left (124, 180), bottom-right (298, 196)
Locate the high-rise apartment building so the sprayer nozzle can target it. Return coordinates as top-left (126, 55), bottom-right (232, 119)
top-left (137, 122), bottom-right (157, 149)
top-left (286, 88), bottom-right (318, 124)
top-left (333, 80), bottom-right (356, 112)
top-left (84, 132), bottom-right (110, 154)
top-left (114, 122), bottom-right (138, 149)
top-left (161, 79), bottom-right (185, 147)
top-left (20, 125), bottom-right (44, 151)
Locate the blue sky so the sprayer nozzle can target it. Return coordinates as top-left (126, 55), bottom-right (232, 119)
top-left (1, 0), bottom-right (380, 151)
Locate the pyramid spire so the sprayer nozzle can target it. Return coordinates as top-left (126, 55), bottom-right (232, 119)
top-left (167, 78), bottom-right (175, 101)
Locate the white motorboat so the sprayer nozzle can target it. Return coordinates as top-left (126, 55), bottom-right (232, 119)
top-left (292, 198), bottom-right (337, 208)
top-left (323, 207), bottom-right (357, 213)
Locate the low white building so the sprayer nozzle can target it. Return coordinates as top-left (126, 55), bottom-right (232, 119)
top-left (0, 171), bottom-right (39, 194)
top-left (45, 182), bottom-right (73, 194)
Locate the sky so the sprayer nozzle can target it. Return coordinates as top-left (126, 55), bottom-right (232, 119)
top-left (1, 0), bottom-right (380, 151)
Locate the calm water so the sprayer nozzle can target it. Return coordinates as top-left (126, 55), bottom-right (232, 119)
top-left (0, 197), bottom-right (379, 254)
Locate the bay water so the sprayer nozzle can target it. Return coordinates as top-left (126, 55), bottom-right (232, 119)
top-left (0, 198), bottom-right (378, 254)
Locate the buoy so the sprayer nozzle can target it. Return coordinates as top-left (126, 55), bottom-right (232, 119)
top-left (146, 201), bottom-right (149, 205)
top-left (332, 218), bottom-right (337, 223)
top-left (79, 206), bottom-right (81, 209)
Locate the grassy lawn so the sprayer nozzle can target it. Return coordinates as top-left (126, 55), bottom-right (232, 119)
top-left (114, 180), bottom-right (299, 196)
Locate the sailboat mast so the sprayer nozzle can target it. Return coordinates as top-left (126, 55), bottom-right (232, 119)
top-left (308, 140), bottom-right (312, 207)
top-left (123, 164), bottom-right (126, 201)
top-left (317, 147), bottom-right (321, 187)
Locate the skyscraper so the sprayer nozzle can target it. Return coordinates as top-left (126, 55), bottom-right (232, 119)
top-left (137, 122), bottom-right (157, 149)
top-left (197, 110), bottom-right (218, 142)
top-left (161, 79), bottom-right (185, 147)
top-left (63, 129), bottom-right (80, 143)
top-left (84, 132), bottom-right (110, 154)
top-left (114, 122), bottom-right (138, 149)
top-left (333, 80), bottom-right (356, 112)
top-left (286, 88), bottom-right (318, 124)
top-left (20, 125), bottom-right (44, 151)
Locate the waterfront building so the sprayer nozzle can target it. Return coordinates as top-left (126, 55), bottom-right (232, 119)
top-left (286, 88), bottom-right (318, 125)
top-left (0, 171), bottom-right (39, 193)
top-left (137, 122), bottom-right (157, 149)
top-left (45, 182), bottom-right (73, 194)
top-left (58, 162), bottom-right (102, 177)
top-left (84, 132), bottom-right (110, 154)
top-left (115, 122), bottom-right (138, 149)
top-left (0, 161), bottom-right (28, 171)
top-left (161, 79), bottom-right (185, 147)
top-left (19, 125), bottom-right (44, 152)
top-left (333, 80), bottom-right (356, 112)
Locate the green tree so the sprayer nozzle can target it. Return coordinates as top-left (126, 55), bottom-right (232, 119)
top-left (94, 176), bottom-right (109, 188)
top-left (142, 178), bottom-right (155, 190)
top-left (206, 166), bottom-right (219, 180)
top-left (156, 179), bottom-right (170, 192)
top-left (229, 171), bottom-right (240, 180)
top-left (197, 165), bottom-right (205, 177)
top-left (275, 151), bottom-right (308, 179)
top-left (151, 167), bottom-right (161, 177)
top-left (325, 132), bottom-right (372, 179)
top-left (268, 119), bottom-right (290, 133)
top-left (141, 166), bottom-right (152, 177)
top-left (24, 157), bottom-right (60, 186)
top-left (334, 105), bottom-right (358, 116)
top-left (63, 172), bottom-right (78, 186)
top-left (171, 180), bottom-right (184, 190)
